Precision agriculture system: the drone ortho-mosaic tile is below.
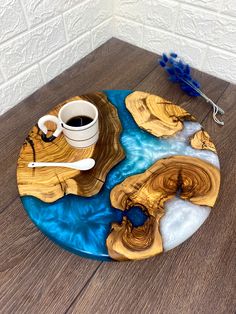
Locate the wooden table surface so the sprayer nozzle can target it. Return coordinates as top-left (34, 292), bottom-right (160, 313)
top-left (0, 38), bottom-right (235, 314)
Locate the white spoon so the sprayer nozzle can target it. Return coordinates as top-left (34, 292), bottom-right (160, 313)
top-left (28, 158), bottom-right (95, 171)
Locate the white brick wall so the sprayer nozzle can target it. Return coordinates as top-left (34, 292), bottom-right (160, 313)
top-left (0, 0), bottom-right (112, 115)
top-left (0, 0), bottom-right (27, 42)
top-left (0, 65), bottom-right (43, 114)
top-left (0, 0), bottom-right (235, 115)
top-left (21, 0), bottom-right (85, 27)
top-left (0, 17), bottom-right (67, 79)
top-left (114, 0), bottom-right (236, 84)
top-left (40, 32), bottom-right (92, 83)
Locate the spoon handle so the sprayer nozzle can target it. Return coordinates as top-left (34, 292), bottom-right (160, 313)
top-left (28, 162), bottom-right (73, 168)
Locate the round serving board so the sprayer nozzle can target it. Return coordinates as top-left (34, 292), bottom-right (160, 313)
top-left (17, 90), bottom-right (220, 261)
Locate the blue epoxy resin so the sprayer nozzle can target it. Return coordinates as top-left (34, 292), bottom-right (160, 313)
top-left (21, 90), bottom-right (219, 260)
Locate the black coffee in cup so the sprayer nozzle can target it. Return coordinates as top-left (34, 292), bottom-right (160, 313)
top-left (66, 115), bottom-right (93, 127)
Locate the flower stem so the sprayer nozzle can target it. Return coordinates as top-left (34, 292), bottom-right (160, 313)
top-left (181, 78), bottom-right (225, 125)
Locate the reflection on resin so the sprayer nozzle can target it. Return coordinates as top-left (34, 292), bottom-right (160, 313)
top-left (22, 188), bottom-right (121, 260)
top-left (160, 197), bottom-right (210, 251)
top-left (21, 90), bottom-right (220, 261)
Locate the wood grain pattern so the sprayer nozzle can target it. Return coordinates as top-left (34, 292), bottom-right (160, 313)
top-left (0, 39), bottom-right (157, 313)
top-left (126, 91), bottom-right (195, 137)
top-left (17, 93), bottom-right (125, 202)
top-left (190, 129), bottom-right (216, 153)
top-left (0, 38), bottom-right (158, 211)
top-left (107, 155), bottom-right (220, 261)
top-left (64, 81), bottom-right (236, 314)
top-left (0, 39), bottom-right (234, 314)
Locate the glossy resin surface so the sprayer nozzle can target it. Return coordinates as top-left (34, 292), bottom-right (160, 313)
top-left (19, 90), bottom-right (220, 261)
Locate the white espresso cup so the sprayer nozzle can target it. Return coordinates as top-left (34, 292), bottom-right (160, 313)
top-left (38, 100), bottom-right (99, 148)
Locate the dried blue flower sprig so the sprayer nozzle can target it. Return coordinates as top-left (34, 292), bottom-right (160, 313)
top-left (159, 53), bottom-right (224, 125)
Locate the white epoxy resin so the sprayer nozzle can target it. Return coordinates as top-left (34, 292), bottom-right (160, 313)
top-left (160, 197), bottom-right (211, 251)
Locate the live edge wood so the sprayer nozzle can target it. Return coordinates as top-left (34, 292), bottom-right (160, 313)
top-left (125, 91), bottom-right (195, 137)
top-left (190, 129), bottom-right (217, 153)
top-left (0, 39), bottom-right (235, 314)
top-left (17, 92), bottom-right (125, 202)
top-left (107, 155), bottom-right (220, 261)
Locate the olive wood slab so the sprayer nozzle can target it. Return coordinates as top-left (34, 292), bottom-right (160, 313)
top-left (17, 93), bottom-right (125, 202)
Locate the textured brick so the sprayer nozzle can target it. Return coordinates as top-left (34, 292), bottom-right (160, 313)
top-left (92, 18), bottom-right (113, 49)
top-left (176, 6), bottom-right (236, 53)
top-left (114, 17), bottom-right (143, 47)
top-left (91, 0), bottom-right (113, 28)
top-left (143, 26), bottom-right (207, 69)
top-left (21, 0), bottom-right (85, 27)
top-left (64, 0), bottom-right (112, 42)
top-left (173, 37), bottom-right (207, 70)
top-left (221, 0), bottom-right (236, 17)
top-left (114, 0), bottom-right (145, 23)
top-left (0, 17), bottom-right (66, 79)
top-left (145, 0), bottom-right (179, 31)
top-left (180, 0), bottom-right (221, 11)
top-left (1, 0), bottom-right (236, 117)
top-left (0, 66), bottom-right (43, 115)
top-left (0, 71), bottom-right (4, 84)
top-left (115, 0), bottom-right (236, 83)
top-left (143, 26), bottom-right (173, 54)
top-left (40, 32), bottom-right (91, 83)
top-left (0, 0), bottom-right (27, 42)
top-left (203, 47), bottom-right (236, 83)
top-left (64, 1), bottom-right (93, 41)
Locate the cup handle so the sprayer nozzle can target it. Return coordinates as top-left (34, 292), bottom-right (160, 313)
top-left (38, 115), bottom-right (63, 142)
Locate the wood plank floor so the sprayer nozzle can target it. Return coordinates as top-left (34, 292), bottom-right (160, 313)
top-left (0, 38), bottom-right (235, 314)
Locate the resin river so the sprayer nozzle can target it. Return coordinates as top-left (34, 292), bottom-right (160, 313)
top-left (21, 90), bottom-right (220, 261)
